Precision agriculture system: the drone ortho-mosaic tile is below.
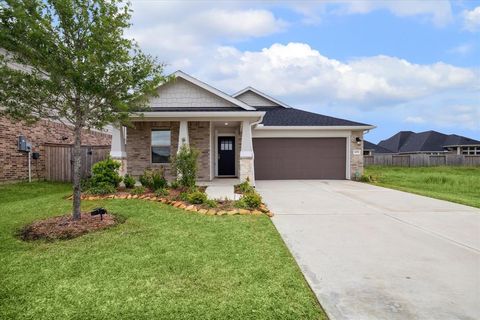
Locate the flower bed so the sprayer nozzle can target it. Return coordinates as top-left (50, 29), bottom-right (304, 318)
top-left (75, 190), bottom-right (273, 217)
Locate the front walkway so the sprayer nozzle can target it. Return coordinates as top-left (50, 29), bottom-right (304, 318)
top-left (256, 180), bottom-right (480, 320)
top-left (200, 178), bottom-right (240, 201)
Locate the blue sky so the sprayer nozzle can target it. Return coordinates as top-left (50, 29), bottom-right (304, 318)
top-left (128, 1), bottom-right (480, 143)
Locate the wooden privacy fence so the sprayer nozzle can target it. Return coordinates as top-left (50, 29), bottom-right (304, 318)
top-left (364, 154), bottom-right (480, 167)
top-left (44, 144), bottom-right (111, 182)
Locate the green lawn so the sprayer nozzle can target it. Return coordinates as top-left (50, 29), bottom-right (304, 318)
top-left (0, 182), bottom-right (326, 320)
top-left (365, 166), bottom-right (480, 208)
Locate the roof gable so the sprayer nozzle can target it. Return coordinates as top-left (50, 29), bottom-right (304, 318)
top-left (149, 71), bottom-right (255, 111)
top-left (232, 87), bottom-right (290, 108)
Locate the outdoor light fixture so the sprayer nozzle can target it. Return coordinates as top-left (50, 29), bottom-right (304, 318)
top-left (355, 137), bottom-right (362, 145)
top-left (225, 122), bottom-right (229, 126)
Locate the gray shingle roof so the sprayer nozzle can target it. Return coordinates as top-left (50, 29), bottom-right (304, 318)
top-left (379, 130), bottom-right (480, 153)
top-left (364, 140), bottom-right (394, 153)
top-left (150, 107), bottom-right (248, 112)
top-left (257, 107), bottom-right (371, 127)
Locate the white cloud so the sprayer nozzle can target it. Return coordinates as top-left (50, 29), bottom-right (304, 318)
top-left (448, 43), bottom-right (474, 56)
top-left (199, 43), bottom-right (478, 106)
top-left (405, 116), bottom-right (426, 124)
top-left (463, 6), bottom-right (480, 32)
top-left (289, 0), bottom-right (452, 26)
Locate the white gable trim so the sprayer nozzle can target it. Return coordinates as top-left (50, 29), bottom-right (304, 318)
top-left (232, 86), bottom-right (291, 108)
top-left (171, 71), bottom-right (256, 111)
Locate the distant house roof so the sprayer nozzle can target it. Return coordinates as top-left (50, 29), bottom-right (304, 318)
top-left (257, 107), bottom-right (372, 127)
top-left (364, 140), bottom-right (394, 153)
top-left (378, 130), bottom-right (480, 153)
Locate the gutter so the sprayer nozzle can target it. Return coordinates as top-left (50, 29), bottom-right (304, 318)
top-left (254, 125), bottom-right (376, 130)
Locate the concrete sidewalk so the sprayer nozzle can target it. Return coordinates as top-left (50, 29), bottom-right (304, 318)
top-left (256, 180), bottom-right (480, 320)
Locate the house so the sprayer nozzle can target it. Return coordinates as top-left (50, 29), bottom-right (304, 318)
top-left (110, 71), bottom-right (375, 184)
top-left (0, 116), bottom-right (111, 182)
top-left (378, 131), bottom-right (480, 155)
top-left (363, 140), bottom-right (394, 155)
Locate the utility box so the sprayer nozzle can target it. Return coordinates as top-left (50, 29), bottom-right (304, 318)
top-left (17, 136), bottom-right (32, 152)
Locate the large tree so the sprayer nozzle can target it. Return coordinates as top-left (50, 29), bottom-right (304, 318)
top-left (0, 0), bottom-right (166, 219)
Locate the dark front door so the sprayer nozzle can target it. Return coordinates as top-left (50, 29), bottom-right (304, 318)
top-left (218, 136), bottom-right (235, 176)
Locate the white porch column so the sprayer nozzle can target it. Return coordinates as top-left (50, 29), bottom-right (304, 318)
top-left (178, 120), bottom-right (189, 152)
top-left (239, 120), bottom-right (255, 184)
top-left (110, 126), bottom-right (127, 176)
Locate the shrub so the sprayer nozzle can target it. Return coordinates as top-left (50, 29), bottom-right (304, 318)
top-left (204, 199), bottom-right (217, 208)
top-left (131, 186), bottom-right (146, 195)
top-left (358, 174), bottom-right (372, 183)
top-left (178, 192), bottom-right (189, 202)
top-left (85, 182), bottom-right (116, 195)
top-left (235, 191), bottom-right (262, 209)
top-left (170, 180), bottom-right (180, 189)
top-left (155, 188), bottom-right (169, 197)
top-left (187, 191), bottom-right (207, 204)
top-left (90, 157), bottom-right (122, 188)
top-left (123, 174), bottom-right (136, 189)
top-left (171, 143), bottom-right (199, 188)
top-left (236, 178), bottom-right (254, 194)
top-left (139, 168), bottom-right (167, 190)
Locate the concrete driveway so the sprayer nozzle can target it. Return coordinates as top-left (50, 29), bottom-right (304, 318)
top-left (256, 180), bottom-right (480, 320)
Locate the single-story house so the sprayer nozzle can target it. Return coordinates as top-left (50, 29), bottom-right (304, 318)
top-left (110, 71), bottom-right (375, 184)
top-left (363, 140), bottom-right (394, 155)
top-left (378, 131), bottom-right (480, 155)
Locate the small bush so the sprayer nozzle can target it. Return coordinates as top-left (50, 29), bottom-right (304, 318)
top-left (235, 191), bottom-right (262, 209)
top-left (90, 157), bottom-right (122, 188)
top-left (155, 188), bottom-right (169, 197)
top-left (171, 143), bottom-right (199, 188)
top-left (139, 168), bottom-right (167, 190)
top-left (236, 179), bottom-right (254, 194)
top-left (204, 199), bottom-right (218, 208)
top-left (85, 182), bottom-right (116, 195)
top-left (170, 180), bottom-right (180, 189)
top-left (358, 174), bottom-right (372, 183)
top-left (187, 191), bottom-right (207, 204)
top-left (178, 192), bottom-right (189, 202)
top-left (131, 186), bottom-right (146, 195)
top-left (123, 174), bottom-right (136, 189)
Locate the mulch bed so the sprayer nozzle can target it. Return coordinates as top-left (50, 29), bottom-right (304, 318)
top-left (19, 213), bottom-right (120, 241)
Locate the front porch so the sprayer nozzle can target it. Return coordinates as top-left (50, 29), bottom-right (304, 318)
top-left (110, 118), bottom-right (259, 184)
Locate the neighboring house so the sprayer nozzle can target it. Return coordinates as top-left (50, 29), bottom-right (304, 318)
top-left (110, 71), bottom-right (374, 183)
top-left (378, 131), bottom-right (480, 155)
top-left (0, 116), bottom-right (111, 182)
top-left (363, 140), bottom-right (394, 155)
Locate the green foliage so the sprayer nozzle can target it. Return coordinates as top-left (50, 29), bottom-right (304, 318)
top-left (235, 192), bottom-right (262, 210)
top-left (204, 199), bottom-right (218, 208)
top-left (236, 179), bottom-right (254, 194)
top-left (358, 174), bottom-right (373, 183)
top-left (171, 143), bottom-right (200, 188)
top-left (90, 157), bottom-right (122, 188)
top-left (85, 182), bottom-right (116, 195)
top-left (178, 192), bottom-right (189, 202)
top-left (169, 180), bottom-right (180, 189)
top-left (123, 174), bottom-right (136, 189)
top-left (187, 191), bottom-right (207, 204)
top-left (139, 168), bottom-right (167, 190)
top-left (154, 188), bottom-right (169, 197)
top-left (131, 186), bottom-right (146, 195)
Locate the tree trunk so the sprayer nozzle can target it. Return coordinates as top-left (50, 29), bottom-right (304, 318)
top-left (72, 123), bottom-right (82, 220)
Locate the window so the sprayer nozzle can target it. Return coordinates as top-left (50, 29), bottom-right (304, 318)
top-left (151, 130), bottom-right (171, 163)
top-left (461, 146), bottom-right (480, 155)
top-left (220, 140), bottom-right (233, 151)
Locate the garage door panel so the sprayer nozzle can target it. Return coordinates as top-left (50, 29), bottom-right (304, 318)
top-left (253, 138), bottom-right (346, 180)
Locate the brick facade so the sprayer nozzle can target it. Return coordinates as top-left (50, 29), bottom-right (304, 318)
top-left (0, 116), bottom-right (111, 182)
top-left (350, 130), bottom-right (365, 179)
top-left (126, 121), bottom-right (210, 181)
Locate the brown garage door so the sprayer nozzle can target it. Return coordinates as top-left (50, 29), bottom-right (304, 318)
top-left (253, 138), bottom-right (346, 180)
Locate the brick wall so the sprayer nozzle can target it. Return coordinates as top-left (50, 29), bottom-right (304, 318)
top-left (350, 130), bottom-right (364, 178)
top-left (0, 116), bottom-right (111, 182)
top-left (126, 121), bottom-right (210, 181)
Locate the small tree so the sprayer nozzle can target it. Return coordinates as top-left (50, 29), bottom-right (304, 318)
top-left (0, 0), bottom-right (166, 220)
top-left (171, 143), bottom-right (200, 188)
